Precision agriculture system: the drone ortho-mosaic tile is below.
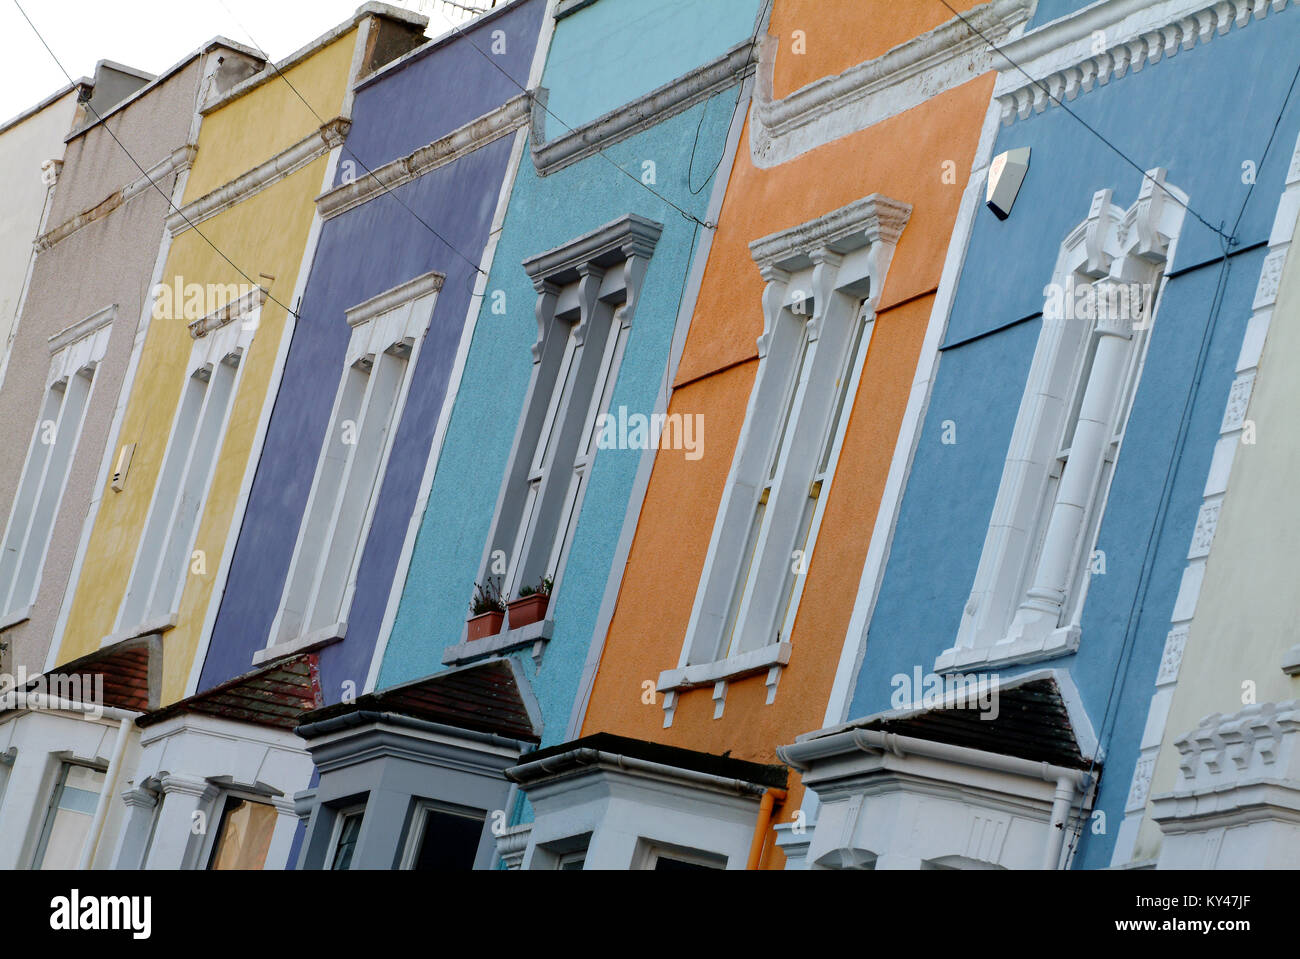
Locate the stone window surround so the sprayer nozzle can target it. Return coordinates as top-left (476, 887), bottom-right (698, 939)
top-left (939, 168), bottom-right (1188, 674)
top-left (258, 271), bottom-right (443, 667)
top-left (659, 194), bottom-right (911, 721)
top-left (0, 304), bottom-right (115, 630)
top-left (455, 213), bottom-right (662, 664)
top-left (103, 287), bottom-right (266, 649)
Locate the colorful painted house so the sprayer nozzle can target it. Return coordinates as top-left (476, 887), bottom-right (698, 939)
top-left (172, 0), bottom-right (550, 872)
top-left (1118, 128), bottom-right (1300, 869)
top-left (0, 78), bottom-right (85, 391)
top-left (781, 0), bottom-right (1300, 870)
top-left (495, 0), bottom-right (1034, 870)
top-left (318, 0), bottom-right (767, 871)
top-left (0, 43), bottom-right (265, 870)
top-left (42, 4), bottom-right (430, 871)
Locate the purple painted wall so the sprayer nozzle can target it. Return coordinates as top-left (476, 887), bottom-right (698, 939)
top-left (199, 0), bottom-right (545, 699)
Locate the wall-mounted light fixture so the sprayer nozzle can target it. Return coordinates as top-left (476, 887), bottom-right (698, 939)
top-left (987, 147), bottom-right (1030, 220)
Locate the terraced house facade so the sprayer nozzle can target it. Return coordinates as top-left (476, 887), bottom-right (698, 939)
top-left (0, 0), bottom-right (1298, 875)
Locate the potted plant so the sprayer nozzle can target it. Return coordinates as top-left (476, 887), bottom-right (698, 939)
top-left (467, 578), bottom-right (506, 641)
top-left (507, 576), bottom-right (552, 629)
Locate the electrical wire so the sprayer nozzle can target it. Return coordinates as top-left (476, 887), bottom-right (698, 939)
top-left (935, 0), bottom-right (1235, 245)
top-left (11, 0), bottom-right (305, 321)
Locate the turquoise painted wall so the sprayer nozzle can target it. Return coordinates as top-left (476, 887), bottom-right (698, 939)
top-left (540, 0), bottom-right (760, 136)
top-left (378, 0), bottom-right (763, 826)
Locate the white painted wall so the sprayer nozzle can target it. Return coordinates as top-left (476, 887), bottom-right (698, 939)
top-left (0, 87), bottom-right (78, 389)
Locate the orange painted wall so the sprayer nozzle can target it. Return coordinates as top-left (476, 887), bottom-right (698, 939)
top-left (579, 18), bottom-right (997, 868)
top-left (768, 0), bottom-right (986, 100)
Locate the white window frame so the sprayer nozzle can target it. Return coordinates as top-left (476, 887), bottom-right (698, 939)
top-left (398, 797), bottom-right (486, 870)
top-left (633, 839), bottom-right (727, 870)
top-left (111, 289), bottom-right (264, 643)
top-left (264, 272), bottom-right (441, 660)
top-left (474, 215), bottom-right (662, 638)
top-left (939, 168), bottom-right (1188, 673)
top-left (662, 196), bottom-right (911, 708)
top-left (31, 759), bottom-right (108, 869)
top-left (0, 306), bottom-right (113, 628)
top-left (326, 802), bottom-right (367, 870)
top-left (0, 748), bottom-right (15, 821)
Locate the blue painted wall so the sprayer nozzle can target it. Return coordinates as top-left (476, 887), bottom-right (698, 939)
top-left (199, 0), bottom-right (547, 699)
top-left (377, 0), bottom-right (763, 811)
top-left (1027, 0), bottom-right (1094, 29)
top-left (844, 4), bottom-right (1300, 869)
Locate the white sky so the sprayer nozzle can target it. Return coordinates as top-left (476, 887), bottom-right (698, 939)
top-left (0, 0), bottom-right (478, 124)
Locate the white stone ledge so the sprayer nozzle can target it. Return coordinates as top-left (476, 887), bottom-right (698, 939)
top-left (658, 642), bottom-right (791, 693)
top-left (252, 621), bottom-right (347, 666)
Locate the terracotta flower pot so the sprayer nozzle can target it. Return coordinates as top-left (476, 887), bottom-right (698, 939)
top-left (507, 593), bottom-right (549, 629)
top-left (467, 610), bottom-right (504, 641)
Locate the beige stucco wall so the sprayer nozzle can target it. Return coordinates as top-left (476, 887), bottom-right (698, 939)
top-left (0, 56), bottom-right (208, 679)
top-left (0, 89), bottom-right (80, 388)
top-left (1130, 206), bottom-right (1300, 863)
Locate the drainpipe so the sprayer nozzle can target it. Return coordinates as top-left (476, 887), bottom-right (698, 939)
top-left (78, 715), bottom-right (132, 870)
top-left (1043, 771), bottom-right (1079, 870)
top-left (746, 788), bottom-right (787, 870)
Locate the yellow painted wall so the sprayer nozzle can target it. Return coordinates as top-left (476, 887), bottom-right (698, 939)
top-left (55, 29), bottom-right (357, 705)
top-left (183, 34), bottom-right (356, 200)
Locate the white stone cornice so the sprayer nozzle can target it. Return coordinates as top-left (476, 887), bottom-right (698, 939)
top-left (159, 772), bottom-right (220, 801)
top-left (166, 118), bottom-right (350, 237)
top-left (995, 0), bottom-right (1295, 126)
top-left (188, 286), bottom-right (268, 340)
top-left (35, 145), bottom-right (197, 253)
top-left (749, 194), bottom-right (913, 275)
top-left (345, 270), bottom-right (444, 328)
top-left (494, 823), bottom-right (532, 870)
top-left (318, 95), bottom-right (530, 221)
top-left (530, 38), bottom-right (758, 177)
top-left (47, 303), bottom-right (116, 355)
top-left (750, 0), bottom-right (1034, 168)
top-left (120, 785), bottom-right (160, 810)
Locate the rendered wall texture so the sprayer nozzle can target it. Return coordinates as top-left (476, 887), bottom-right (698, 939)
top-left (54, 32), bottom-right (360, 703)
top-left (845, 4), bottom-right (1300, 869)
top-left (0, 59), bottom-right (208, 679)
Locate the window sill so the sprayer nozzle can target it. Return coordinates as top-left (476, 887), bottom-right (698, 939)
top-left (0, 606), bottom-right (33, 631)
top-left (1282, 644), bottom-right (1300, 677)
top-left (442, 618), bottom-right (553, 668)
top-left (657, 642), bottom-right (791, 694)
top-left (253, 622), bottom-right (347, 666)
top-left (100, 614), bottom-right (178, 649)
top-left (933, 625), bottom-right (1079, 674)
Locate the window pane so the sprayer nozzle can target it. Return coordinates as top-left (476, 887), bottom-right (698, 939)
top-left (36, 764), bottom-right (105, 870)
top-left (330, 811), bottom-right (364, 870)
top-left (411, 808), bottom-right (484, 870)
top-left (654, 856), bottom-right (718, 871)
top-left (208, 796), bottom-right (277, 870)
